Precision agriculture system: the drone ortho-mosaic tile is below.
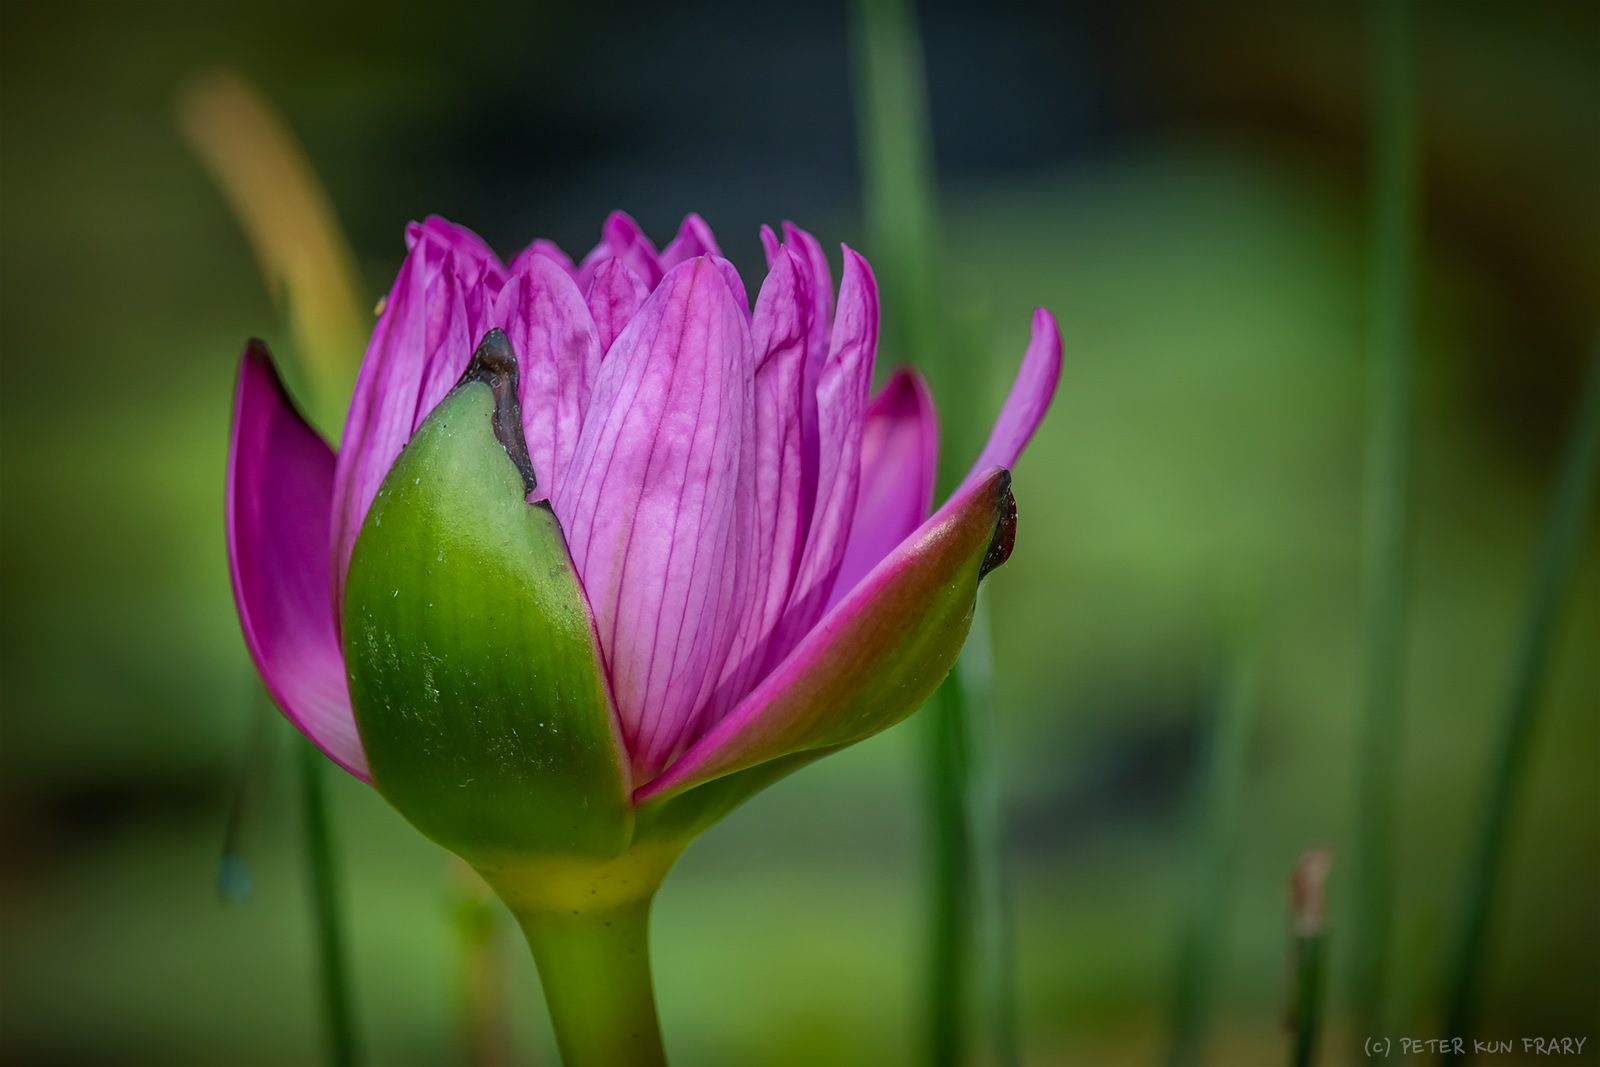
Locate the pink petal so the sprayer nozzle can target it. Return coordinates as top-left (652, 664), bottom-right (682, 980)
top-left (508, 237), bottom-right (577, 279)
top-left (495, 256), bottom-right (604, 501)
top-left (712, 256), bottom-right (750, 317)
top-left (960, 307), bottom-right (1062, 490)
top-left (761, 245), bottom-right (877, 670)
top-left (637, 467), bottom-right (1015, 802)
top-left (700, 246), bottom-right (810, 730)
top-left (657, 212), bottom-right (722, 272)
top-left (783, 222), bottom-right (835, 531)
top-left (228, 341), bottom-right (368, 780)
top-left (331, 236), bottom-right (475, 610)
top-left (552, 258), bottom-right (754, 784)
top-left (408, 215), bottom-right (507, 285)
top-left (827, 367), bottom-right (939, 613)
top-left (409, 216), bottom-right (508, 330)
top-left (586, 258), bottom-right (651, 357)
top-left (575, 210), bottom-right (663, 294)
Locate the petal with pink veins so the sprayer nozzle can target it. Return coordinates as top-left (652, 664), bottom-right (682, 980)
top-left (586, 258), bottom-right (651, 357)
top-left (637, 467), bottom-right (1016, 802)
top-left (575, 210), bottom-right (663, 294)
top-left (508, 237), bottom-right (577, 279)
top-left (495, 256), bottom-right (604, 500)
top-left (761, 245), bottom-right (876, 671)
top-left (657, 213), bottom-right (721, 272)
top-left (553, 258), bottom-right (754, 784)
top-left (228, 341), bottom-right (368, 780)
top-left (700, 246), bottom-right (810, 731)
top-left (331, 239), bottom-right (474, 609)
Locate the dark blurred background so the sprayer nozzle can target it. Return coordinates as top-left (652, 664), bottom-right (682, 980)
top-left (1, 2), bottom-right (1595, 1064)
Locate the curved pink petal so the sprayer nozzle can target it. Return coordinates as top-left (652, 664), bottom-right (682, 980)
top-left (553, 258), bottom-right (754, 784)
top-left (657, 213), bottom-right (721, 272)
top-left (228, 341), bottom-right (368, 780)
top-left (495, 256), bottom-right (604, 500)
top-left (761, 245), bottom-right (877, 671)
top-left (783, 222), bottom-right (835, 532)
top-left (700, 246), bottom-right (810, 731)
top-left (408, 215), bottom-right (507, 283)
top-left (331, 237), bottom-right (474, 609)
top-left (712, 256), bottom-right (750, 317)
top-left (509, 237), bottom-right (577, 279)
top-left (827, 367), bottom-right (938, 613)
top-left (960, 307), bottom-right (1062, 490)
top-left (409, 216), bottom-right (507, 332)
top-left (575, 210), bottom-right (663, 294)
top-left (587, 258), bottom-right (651, 357)
top-left (638, 467), bottom-right (1015, 803)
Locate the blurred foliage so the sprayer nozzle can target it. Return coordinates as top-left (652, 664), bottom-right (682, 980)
top-left (1, 2), bottom-right (1595, 1065)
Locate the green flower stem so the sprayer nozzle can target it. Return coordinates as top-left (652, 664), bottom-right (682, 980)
top-left (478, 847), bottom-right (682, 1067)
top-left (299, 735), bottom-right (360, 1067)
top-left (1349, 0), bottom-right (1416, 1043)
top-left (1442, 339), bottom-right (1600, 1059)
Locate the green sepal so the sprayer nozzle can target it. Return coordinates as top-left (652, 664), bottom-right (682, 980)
top-left (343, 334), bottom-right (632, 864)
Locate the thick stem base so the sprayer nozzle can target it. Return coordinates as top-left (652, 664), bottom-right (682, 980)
top-left (477, 846), bottom-right (681, 1067)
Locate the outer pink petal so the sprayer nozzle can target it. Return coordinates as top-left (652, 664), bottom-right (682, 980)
top-left (228, 341), bottom-right (369, 780)
top-left (331, 238), bottom-right (475, 610)
top-left (700, 246), bottom-right (810, 730)
top-left (637, 467), bottom-right (1014, 802)
top-left (495, 256), bottom-right (604, 500)
top-left (508, 237), bottom-right (577, 279)
top-left (657, 213), bottom-right (721, 272)
top-left (586, 258), bottom-right (652, 357)
top-left (575, 210), bottom-right (663, 294)
top-left (761, 245), bottom-right (877, 671)
top-left (960, 307), bottom-right (1062, 490)
top-left (827, 367), bottom-right (938, 613)
top-left (552, 258), bottom-right (754, 783)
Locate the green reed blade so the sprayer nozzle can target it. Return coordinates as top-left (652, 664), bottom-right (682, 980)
top-left (1349, 0), bottom-right (1417, 1044)
top-left (1166, 654), bottom-right (1256, 1067)
top-left (1441, 340), bottom-right (1600, 1060)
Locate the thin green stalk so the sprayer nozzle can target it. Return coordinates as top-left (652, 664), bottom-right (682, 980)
top-left (925, 678), bottom-right (974, 1067)
top-left (1349, 0), bottom-right (1416, 1044)
top-left (852, 3), bottom-right (1011, 1064)
top-left (1288, 850), bottom-right (1333, 1067)
top-left (1290, 936), bottom-right (1327, 1067)
top-left (962, 592), bottom-right (1020, 1067)
top-left (1166, 655), bottom-right (1255, 1067)
top-left (299, 736), bottom-right (360, 1067)
top-left (1442, 340), bottom-right (1600, 1060)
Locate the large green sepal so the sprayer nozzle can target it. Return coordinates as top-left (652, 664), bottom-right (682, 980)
top-left (343, 334), bottom-right (632, 864)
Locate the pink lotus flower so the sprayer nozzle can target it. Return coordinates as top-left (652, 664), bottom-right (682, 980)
top-left (227, 210), bottom-right (1058, 1063)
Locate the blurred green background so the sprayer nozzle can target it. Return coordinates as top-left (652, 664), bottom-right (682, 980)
top-left (1, 2), bottom-right (1595, 1064)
